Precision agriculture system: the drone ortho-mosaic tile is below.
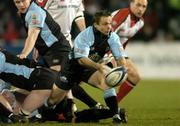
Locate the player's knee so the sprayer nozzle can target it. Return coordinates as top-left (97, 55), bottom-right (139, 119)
top-left (135, 72), bottom-right (141, 83)
top-left (127, 69), bottom-right (141, 84)
top-left (55, 72), bottom-right (72, 90)
top-left (133, 71), bottom-right (141, 84)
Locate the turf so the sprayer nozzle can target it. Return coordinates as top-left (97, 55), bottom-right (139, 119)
top-left (1, 79), bottom-right (180, 126)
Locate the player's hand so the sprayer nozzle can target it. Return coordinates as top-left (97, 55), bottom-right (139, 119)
top-left (17, 53), bottom-right (27, 59)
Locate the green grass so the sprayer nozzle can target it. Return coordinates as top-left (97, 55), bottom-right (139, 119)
top-left (119, 79), bottom-right (180, 126)
top-left (1, 79), bottom-right (180, 126)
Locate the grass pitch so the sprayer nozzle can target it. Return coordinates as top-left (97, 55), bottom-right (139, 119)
top-left (1, 79), bottom-right (180, 126)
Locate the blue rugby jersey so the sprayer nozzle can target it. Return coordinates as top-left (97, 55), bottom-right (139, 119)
top-left (20, 1), bottom-right (69, 55)
top-left (73, 26), bottom-right (126, 62)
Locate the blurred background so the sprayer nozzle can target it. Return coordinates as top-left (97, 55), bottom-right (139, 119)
top-left (0, 0), bottom-right (180, 79)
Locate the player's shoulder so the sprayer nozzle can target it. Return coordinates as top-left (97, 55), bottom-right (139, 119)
top-left (112, 8), bottom-right (130, 17)
top-left (29, 1), bottom-right (42, 10)
top-left (108, 32), bottom-right (120, 42)
top-left (78, 26), bottom-right (93, 36)
top-left (26, 2), bottom-right (46, 19)
top-left (74, 26), bottom-right (94, 45)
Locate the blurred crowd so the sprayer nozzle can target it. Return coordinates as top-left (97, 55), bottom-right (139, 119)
top-left (0, 0), bottom-right (180, 46)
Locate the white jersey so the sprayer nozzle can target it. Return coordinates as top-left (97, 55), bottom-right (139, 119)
top-left (36, 0), bottom-right (84, 43)
top-left (112, 8), bottom-right (144, 48)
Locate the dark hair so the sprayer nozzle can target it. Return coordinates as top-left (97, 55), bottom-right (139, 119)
top-left (93, 10), bottom-right (111, 25)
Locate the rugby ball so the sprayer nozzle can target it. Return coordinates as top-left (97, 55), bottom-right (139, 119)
top-left (105, 66), bottom-right (128, 87)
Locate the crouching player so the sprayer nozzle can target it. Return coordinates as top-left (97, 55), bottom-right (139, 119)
top-left (0, 49), bottom-right (71, 122)
top-left (68, 10), bottom-right (127, 124)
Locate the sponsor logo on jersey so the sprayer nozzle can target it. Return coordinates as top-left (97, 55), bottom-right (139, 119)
top-left (31, 13), bottom-right (39, 25)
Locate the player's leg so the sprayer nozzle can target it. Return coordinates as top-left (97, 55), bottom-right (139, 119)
top-left (62, 90), bottom-right (76, 122)
top-left (43, 47), bottom-right (71, 105)
top-left (0, 92), bottom-right (27, 123)
top-left (21, 89), bottom-right (51, 115)
top-left (45, 72), bottom-right (73, 122)
top-left (117, 58), bottom-right (141, 102)
top-left (86, 69), bottom-right (121, 123)
top-left (74, 108), bottom-right (112, 122)
top-left (0, 101), bottom-right (13, 123)
top-left (71, 84), bottom-right (105, 109)
top-left (47, 84), bottom-right (68, 106)
top-left (38, 44), bottom-right (73, 119)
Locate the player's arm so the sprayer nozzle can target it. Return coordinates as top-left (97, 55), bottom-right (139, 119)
top-left (19, 27), bottom-right (40, 59)
top-left (78, 57), bottom-right (104, 73)
top-left (75, 1), bottom-right (86, 31)
top-left (75, 18), bottom-right (86, 32)
top-left (18, 10), bottom-right (45, 59)
top-left (74, 33), bottom-right (101, 70)
top-left (74, 28), bottom-right (104, 73)
top-left (109, 32), bottom-right (127, 67)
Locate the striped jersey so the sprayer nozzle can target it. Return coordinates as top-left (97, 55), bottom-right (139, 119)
top-left (112, 8), bottom-right (144, 48)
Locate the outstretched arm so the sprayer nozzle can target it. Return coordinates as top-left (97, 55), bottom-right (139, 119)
top-left (18, 27), bottom-right (40, 59)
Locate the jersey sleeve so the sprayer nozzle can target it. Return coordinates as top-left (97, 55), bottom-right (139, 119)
top-left (73, 27), bottom-right (94, 58)
top-left (108, 32), bottom-right (126, 59)
top-left (26, 10), bottom-right (46, 28)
